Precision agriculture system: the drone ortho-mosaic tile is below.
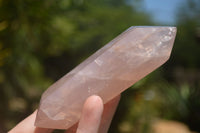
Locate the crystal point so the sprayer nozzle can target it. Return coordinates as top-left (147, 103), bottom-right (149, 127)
top-left (35, 26), bottom-right (177, 129)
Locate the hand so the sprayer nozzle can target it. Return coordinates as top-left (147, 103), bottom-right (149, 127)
top-left (9, 95), bottom-right (120, 133)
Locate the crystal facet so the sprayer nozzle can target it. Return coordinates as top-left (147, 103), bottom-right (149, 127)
top-left (35, 26), bottom-right (177, 129)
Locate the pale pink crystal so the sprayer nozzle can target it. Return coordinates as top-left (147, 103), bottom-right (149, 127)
top-left (35, 26), bottom-right (177, 129)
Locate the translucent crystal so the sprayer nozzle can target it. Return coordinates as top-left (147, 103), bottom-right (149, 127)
top-left (35, 26), bottom-right (177, 129)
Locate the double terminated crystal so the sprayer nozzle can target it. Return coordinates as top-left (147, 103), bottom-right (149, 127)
top-left (35, 26), bottom-right (177, 129)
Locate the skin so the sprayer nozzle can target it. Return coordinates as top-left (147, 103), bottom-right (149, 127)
top-left (9, 95), bottom-right (120, 133)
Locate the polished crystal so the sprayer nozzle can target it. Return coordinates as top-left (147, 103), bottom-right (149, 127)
top-left (35, 26), bottom-right (177, 129)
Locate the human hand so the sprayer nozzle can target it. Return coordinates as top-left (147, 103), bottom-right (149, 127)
top-left (9, 95), bottom-right (120, 133)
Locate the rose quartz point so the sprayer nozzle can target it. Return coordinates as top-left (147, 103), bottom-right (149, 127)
top-left (35, 26), bottom-right (177, 129)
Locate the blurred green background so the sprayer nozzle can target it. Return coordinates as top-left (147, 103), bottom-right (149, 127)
top-left (0, 0), bottom-right (200, 132)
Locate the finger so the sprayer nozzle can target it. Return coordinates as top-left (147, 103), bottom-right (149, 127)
top-left (66, 95), bottom-right (120, 133)
top-left (76, 95), bottom-right (104, 133)
top-left (98, 95), bottom-right (121, 133)
top-left (8, 110), bottom-right (53, 133)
